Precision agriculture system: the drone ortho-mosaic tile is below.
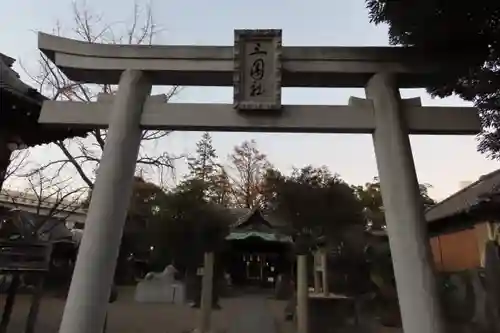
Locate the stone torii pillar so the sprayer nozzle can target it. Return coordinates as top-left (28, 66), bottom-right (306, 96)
top-left (320, 249), bottom-right (328, 296)
top-left (313, 251), bottom-right (321, 293)
top-left (366, 73), bottom-right (445, 333)
top-left (58, 70), bottom-right (152, 333)
top-left (198, 252), bottom-right (215, 333)
top-left (313, 246), bottom-right (328, 296)
top-left (296, 254), bottom-right (309, 333)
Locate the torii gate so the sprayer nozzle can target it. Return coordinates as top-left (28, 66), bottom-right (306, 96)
top-left (38, 30), bottom-right (480, 333)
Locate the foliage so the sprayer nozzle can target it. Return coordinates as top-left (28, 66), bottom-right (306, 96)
top-left (148, 134), bottom-right (236, 272)
top-left (180, 133), bottom-right (232, 205)
top-left (83, 175), bottom-right (166, 233)
top-left (149, 186), bottom-right (231, 273)
top-left (210, 167), bottom-right (233, 206)
top-left (128, 176), bottom-right (168, 220)
top-left (228, 140), bottom-right (271, 208)
top-left (81, 176), bottom-right (169, 282)
top-left (186, 133), bottom-right (219, 184)
top-left (121, 177), bottom-right (169, 272)
top-left (365, 0), bottom-right (500, 159)
top-left (262, 165), bottom-right (365, 247)
top-left (353, 177), bottom-right (436, 229)
top-left (363, 233), bottom-right (402, 326)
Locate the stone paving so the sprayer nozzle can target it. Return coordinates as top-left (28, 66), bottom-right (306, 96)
top-left (227, 294), bottom-right (275, 333)
top-left (0, 287), bottom-right (285, 333)
top-left (1, 288), bottom-right (474, 333)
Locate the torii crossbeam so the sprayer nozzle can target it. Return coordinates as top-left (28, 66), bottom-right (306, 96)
top-left (40, 94), bottom-right (479, 135)
top-left (39, 30), bottom-right (477, 333)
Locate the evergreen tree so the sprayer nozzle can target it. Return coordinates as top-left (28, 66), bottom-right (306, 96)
top-left (210, 166), bottom-right (233, 206)
top-left (353, 177), bottom-right (436, 230)
top-left (186, 132), bottom-right (218, 183)
top-left (180, 132), bottom-right (233, 205)
top-left (366, 0), bottom-right (500, 159)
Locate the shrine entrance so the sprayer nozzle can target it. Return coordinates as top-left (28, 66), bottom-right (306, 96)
top-left (38, 29), bottom-right (481, 333)
top-left (225, 240), bottom-right (291, 288)
top-left (224, 208), bottom-right (293, 288)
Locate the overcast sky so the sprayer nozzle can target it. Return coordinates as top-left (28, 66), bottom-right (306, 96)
top-left (2, 0), bottom-right (499, 201)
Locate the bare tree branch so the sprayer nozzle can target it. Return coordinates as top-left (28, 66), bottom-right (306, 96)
top-left (4, 150), bottom-right (30, 182)
top-left (54, 141), bottom-right (95, 188)
top-left (1, 169), bottom-right (87, 235)
top-left (22, 0), bottom-right (180, 191)
top-left (227, 140), bottom-right (271, 208)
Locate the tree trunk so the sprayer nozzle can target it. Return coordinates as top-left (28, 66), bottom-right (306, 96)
top-left (0, 135), bottom-right (13, 191)
top-left (0, 274), bottom-right (20, 332)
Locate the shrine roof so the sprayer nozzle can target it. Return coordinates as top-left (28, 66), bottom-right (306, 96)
top-left (229, 206), bottom-right (288, 230)
top-left (0, 52), bottom-right (88, 147)
top-left (226, 231), bottom-right (292, 243)
top-left (226, 207), bottom-right (293, 243)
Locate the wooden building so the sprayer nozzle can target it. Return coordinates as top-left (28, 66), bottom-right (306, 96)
top-left (223, 207), bottom-right (293, 288)
top-left (0, 53), bottom-right (89, 331)
top-left (426, 169), bottom-right (500, 272)
top-left (0, 53), bottom-right (87, 189)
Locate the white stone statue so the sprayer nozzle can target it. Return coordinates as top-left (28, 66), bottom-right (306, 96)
top-left (134, 263), bottom-right (185, 304)
top-left (145, 263), bottom-right (177, 283)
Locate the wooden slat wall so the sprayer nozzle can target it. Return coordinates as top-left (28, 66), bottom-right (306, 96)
top-left (430, 225), bottom-right (486, 272)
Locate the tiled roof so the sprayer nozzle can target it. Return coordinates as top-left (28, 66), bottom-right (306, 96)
top-left (229, 206), bottom-right (288, 229)
top-left (226, 231), bottom-right (292, 243)
top-left (0, 53), bottom-right (44, 104)
top-left (425, 169), bottom-right (500, 223)
top-left (226, 207), bottom-right (293, 243)
top-left (0, 52), bottom-right (88, 147)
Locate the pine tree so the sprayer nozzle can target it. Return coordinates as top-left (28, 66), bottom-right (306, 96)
top-left (180, 132), bottom-right (228, 203)
top-left (187, 132), bottom-right (218, 183)
top-left (211, 166), bottom-right (233, 206)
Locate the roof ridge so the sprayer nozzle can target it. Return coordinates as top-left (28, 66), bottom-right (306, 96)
top-left (0, 53), bottom-right (15, 67)
top-left (425, 168), bottom-right (500, 215)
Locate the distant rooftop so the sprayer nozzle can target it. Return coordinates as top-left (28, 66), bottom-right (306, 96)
top-left (0, 189), bottom-right (86, 214)
top-left (425, 169), bottom-right (500, 223)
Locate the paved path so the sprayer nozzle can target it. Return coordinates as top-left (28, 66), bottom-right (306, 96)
top-left (228, 294), bottom-right (276, 333)
top-left (0, 288), bottom-right (283, 333)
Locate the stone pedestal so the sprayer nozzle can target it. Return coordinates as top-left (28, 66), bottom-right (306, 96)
top-left (307, 295), bottom-right (358, 333)
top-left (134, 279), bottom-right (185, 304)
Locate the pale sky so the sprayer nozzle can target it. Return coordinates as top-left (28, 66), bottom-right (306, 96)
top-left (1, 0), bottom-right (499, 201)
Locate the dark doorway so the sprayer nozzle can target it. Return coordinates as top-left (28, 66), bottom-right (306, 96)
top-left (224, 237), bottom-right (291, 288)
